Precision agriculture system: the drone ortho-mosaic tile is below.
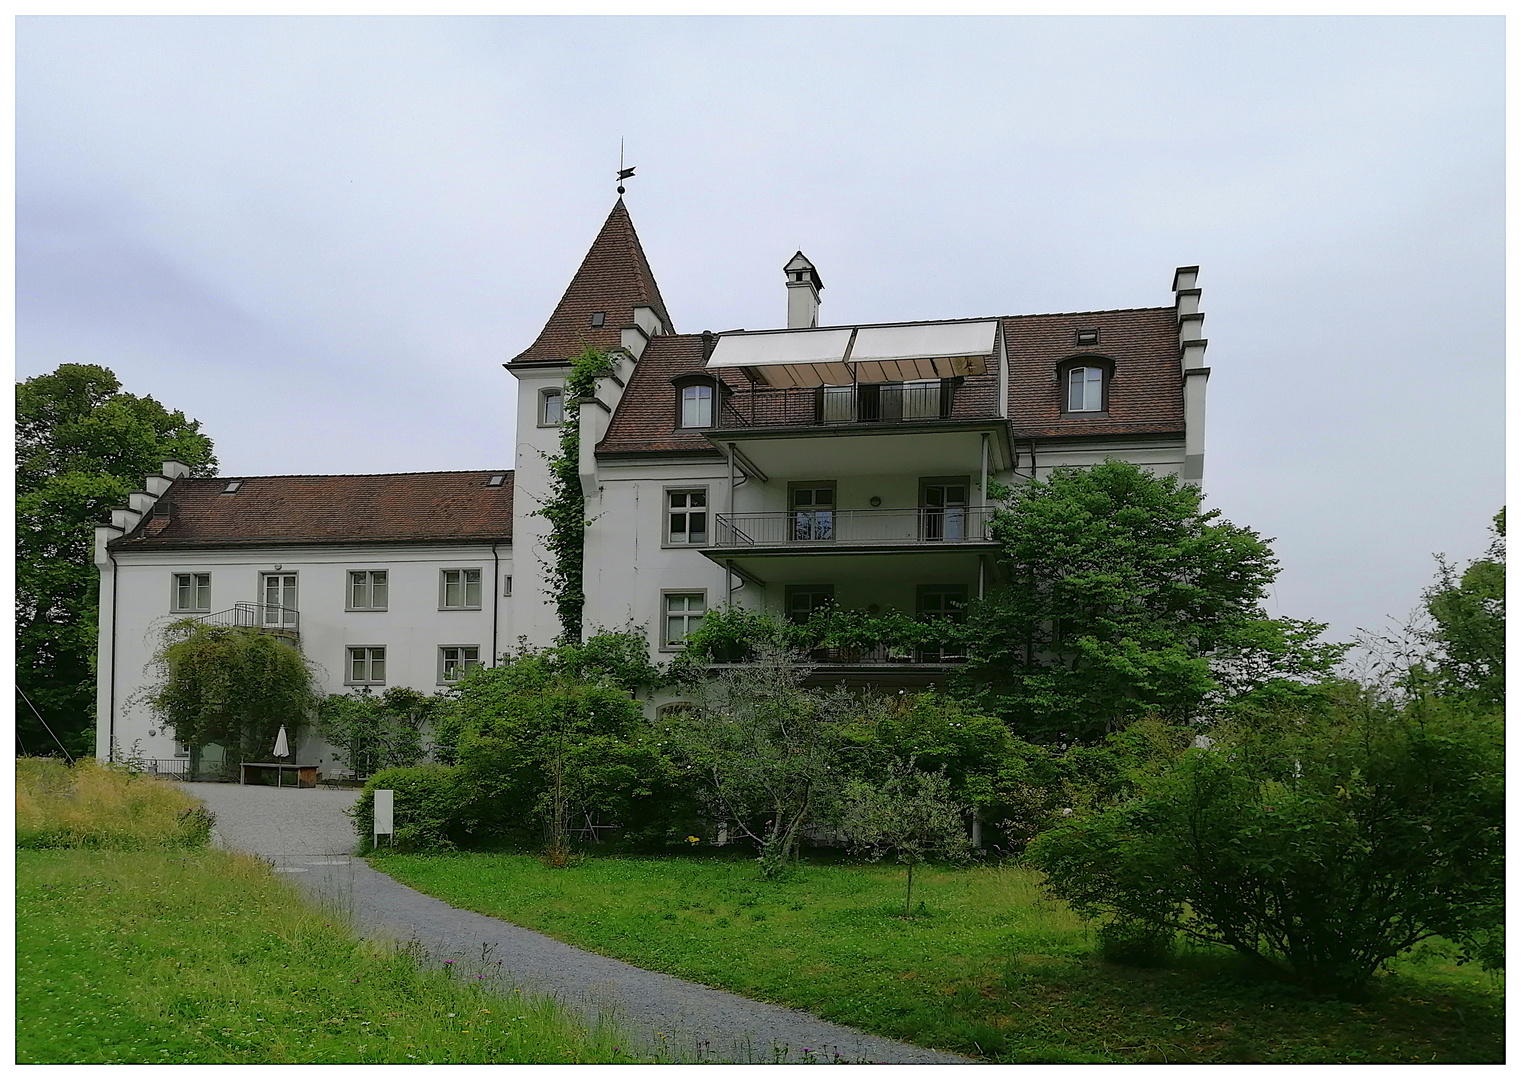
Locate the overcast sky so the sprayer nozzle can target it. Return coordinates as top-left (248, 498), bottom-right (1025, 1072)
top-left (16, 16), bottom-right (1504, 646)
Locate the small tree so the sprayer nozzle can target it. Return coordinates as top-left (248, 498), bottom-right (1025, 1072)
top-left (845, 760), bottom-right (972, 916)
top-left (1420, 507), bottom-right (1504, 711)
top-left (145, 621), bottom-right (321, 776)
top-left (316, 686), bottom-right (436, 779)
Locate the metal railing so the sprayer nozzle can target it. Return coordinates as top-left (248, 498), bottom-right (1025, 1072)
top-left (193, 601), bottom-right (300, 636)
top-left (712, 506), bottom-right (993, 547)
top-left (807, 644), bottom-right (969, 665)
top-left (718, 381), bottom-right (986, 428)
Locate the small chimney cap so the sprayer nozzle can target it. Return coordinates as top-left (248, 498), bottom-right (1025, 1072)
top-left (783, 251), bottom-right (823, 291)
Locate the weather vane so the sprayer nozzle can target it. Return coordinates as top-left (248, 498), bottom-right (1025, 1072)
top-left (616, 138), bottom-right (635, 195)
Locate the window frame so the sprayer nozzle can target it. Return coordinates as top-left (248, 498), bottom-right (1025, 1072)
top-left (1057, 356), bottom-right (1114, 416)
top-left (437, 644), bottom-right (482, 685)
top-left (663, 486), bottom-right (711, 547)
top-left (785, 584), bottom-right (835, 625)
top-left (170, 571), bottom-right (212, 614)
top-left (915, 583), bottom-right (970, 622)
top-left (345, 645), bottom-right (388, 686)
top-left (439, 567), bottom-right (484, 611)
top-left (660, 589), bottom-right (708, 651)
top-left (538, 386), bottom-right (565, 428)
top-left (346, 569), bottom-right (390, 612)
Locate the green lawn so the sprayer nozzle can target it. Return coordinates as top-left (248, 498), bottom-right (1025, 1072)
top-left (16, 848), bottom-right (642, 1064)
top-left (373, 850), bottom-right (1505, 1064)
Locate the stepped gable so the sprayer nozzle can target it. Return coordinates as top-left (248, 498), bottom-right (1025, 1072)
top-left (510, 199), bottom-right (675, 365)
top-left (110, 471), bottom-right (514, 549)
top-left (596, 334), bottom-right (742, 455)
top-left (1003, 306), bottom-right (1184, 439)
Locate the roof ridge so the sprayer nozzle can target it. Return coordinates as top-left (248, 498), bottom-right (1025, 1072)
top-left (179, 469), bottom-right (513, 481)
top-left (1001, 305), bottom-right (1173, 319)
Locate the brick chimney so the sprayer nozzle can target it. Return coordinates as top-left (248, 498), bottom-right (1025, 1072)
top-left (784, 251), bottom-right (822, 329)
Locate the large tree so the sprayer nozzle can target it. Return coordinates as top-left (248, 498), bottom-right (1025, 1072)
top-left (1420, 508), bottom-right (1504, 712)
top-left (16, 364), bottom-right (217, 758)
top-left (960, 461), bottom-right (1336, 743)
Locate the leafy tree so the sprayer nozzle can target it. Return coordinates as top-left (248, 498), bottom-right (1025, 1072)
top-left (16, 364), bottom-right (216, 758)
top-left (1028, 697), bottom-right (1505, 993)
top-left (844, 760), bottom-right (972, 916)
top-left (960, 461), bottom-right (1332, 743)
top-left (1420, 508), bottom-right (1504, 711)
top-left (143, 621), bottom-right (322, 778)
top-left (316, 686), bottom-right (438, 779)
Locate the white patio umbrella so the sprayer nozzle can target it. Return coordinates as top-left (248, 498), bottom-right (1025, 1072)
top-left (272, 725), bottom-right (290, 759)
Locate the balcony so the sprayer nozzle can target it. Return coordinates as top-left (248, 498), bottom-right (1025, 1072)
top-left (716, 380), bottom-right (980, 429)
top-left (192, 601), bottom-right (300, 639)
top-left (711, 506), bottom-right (995, 549)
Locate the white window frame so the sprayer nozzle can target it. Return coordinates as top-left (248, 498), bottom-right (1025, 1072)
top-left (661, 590), bottom-right (707, 650)
top-left (174, 738), bottom-right (191, 759)
top-left (1066, 366), bottom-right (1104, 413)
top-left (438, 645), bottom-right (482, 685)
top-left (539, 387), bottom-right (565, 427)
top-left (170, 572), bottom-right (212, 613)
top-left (346, 645), bottom-right (387, 686)
top-left (440, 568), bottom-right (483, 610)
top-left (664, 487), bottom-right (710, 547)
top-left (347, 569), bottom-right (389, 611)
top-left (678, 383), bottom-right (714, 428)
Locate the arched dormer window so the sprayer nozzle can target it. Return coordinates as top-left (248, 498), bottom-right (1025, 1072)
top-left (672, 374), bottom-right (728, 429)
top-left (1057, 357), bottom-right (1114, 415)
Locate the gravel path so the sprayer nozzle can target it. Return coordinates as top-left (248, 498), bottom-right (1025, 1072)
top-left (185, 783), bottom-right (970, 1065)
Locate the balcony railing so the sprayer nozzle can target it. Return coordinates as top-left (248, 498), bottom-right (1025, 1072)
top-left (716, 380), bottom-right (993, 429)
top-left (192, 601), bottom-right (300, 636)
top-left (712, 506), bottom-right (993, 547)
top-left (807, 644), bottom-right (968, 666)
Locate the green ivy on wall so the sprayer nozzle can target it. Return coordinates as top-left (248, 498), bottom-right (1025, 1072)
top-left (537, 347), bottom-right (616, 643)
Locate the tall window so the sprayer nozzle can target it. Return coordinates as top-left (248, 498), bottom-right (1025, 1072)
top-left (1067, 366), bottom-right (1104, 412)
top-left (790, 484), bottom-right (835, 541)
top-left (664, 593), bottom-right (706, 646)
top-left (440, 568), bottom-right (482, 609)
top-left (667, 489), bottom-right (708, 545)
top-left (540, 387), bottom-right (564, 426)
top-left (348, 570), bottom-right (388, 610)
top-left (261, 573), bottom-right (297, 626)
top-left (917, 585), bottom-right (969, 662)
top-left (172, 573), bottom-right (211, 612)
top-left (348, 646), bottom-right (386, 685)
top-left (679, 384), bottom-right (714, 428)
top-left (439, 645), bottom-right (481, 684)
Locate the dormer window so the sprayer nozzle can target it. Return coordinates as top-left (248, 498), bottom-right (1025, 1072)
top-left (1066, 365), bottom-right (1105, 413)
top-left (590, 311), bottom-right (606, 327)
top-left (679, 383), bottom-right (714, 428)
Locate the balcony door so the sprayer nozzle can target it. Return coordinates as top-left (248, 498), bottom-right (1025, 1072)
top-left (261, 573), bottom-right (297, 627)
top-left (920, 478), bottom-right (969, 541)
top-left (790, 483), bottom-right (835, 542)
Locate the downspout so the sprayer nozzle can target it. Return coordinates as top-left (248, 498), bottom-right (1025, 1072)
top-left (107, 549), bottom-right (118, 762)
top-left (491, 540), bottom-right (501, 666)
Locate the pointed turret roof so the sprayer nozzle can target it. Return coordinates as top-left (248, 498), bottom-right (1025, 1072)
top-left (510, 198), bottom-right (676, 365)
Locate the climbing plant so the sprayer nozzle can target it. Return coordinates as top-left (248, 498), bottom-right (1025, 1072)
top-left (537, 347), bottom-right (616, 643)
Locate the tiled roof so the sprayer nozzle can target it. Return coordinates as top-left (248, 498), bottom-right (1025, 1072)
top-left (595, 307), bottom-right (1184, 455)
top-left (509, 199), bottom-right (675, 365)
top-left (1003, 307), bottom-right (1184, 438)
top-left (111, 471), bottom-right (514, 549)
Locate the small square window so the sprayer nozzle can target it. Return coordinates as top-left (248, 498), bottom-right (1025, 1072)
top-left (441, 568), bottom-right (483, 610)
top-left (540, 388), bottom-right (564, 427)
top-left (663, 592), bottom-right (706, 647)
top-left (172, 573), bottom-right (211, 613)
top-left (666, 489), bottom-right (709, 545)
top-left (439, 645), bottom-right (482, 684)
top-left (348, 570), bottom-right (388, 611)
top-left (590, 311), bottom-right (606, 327)
top-left (1075, 328), bottom-right (1100, 346)
top-left (347, 646), bottom-right (386, 685)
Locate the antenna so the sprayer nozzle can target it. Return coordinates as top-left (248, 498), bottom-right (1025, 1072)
top-left (616, 138), bottom-right (635, 194)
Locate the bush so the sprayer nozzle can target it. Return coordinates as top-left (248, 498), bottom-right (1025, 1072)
top-left (1028, 699), bottom-right (1504, 993)
top-left (1095, 918), bottom-right (1175, 968)
top-left (354, 765), bottom-right (461, 851)
top-left (16, 757), bottom-right (215, 850)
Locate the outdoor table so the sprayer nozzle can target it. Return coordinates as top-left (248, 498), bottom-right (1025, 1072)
top-left (240, 762), bottom-right (319, 788)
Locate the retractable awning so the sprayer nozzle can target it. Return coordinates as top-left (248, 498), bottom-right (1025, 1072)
top-left (705, 320), bottom-right (999, 388)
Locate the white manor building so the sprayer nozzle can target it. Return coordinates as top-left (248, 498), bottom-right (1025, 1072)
top-left (94, 199), bottom-right (1210, 774)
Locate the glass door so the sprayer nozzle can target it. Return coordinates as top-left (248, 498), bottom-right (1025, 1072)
top-left (921, 480), bottom-right (968, 541)
top-left (790, 485), bottom-right (835, 541)
top-left (261, 573), bottom-right (297, 626)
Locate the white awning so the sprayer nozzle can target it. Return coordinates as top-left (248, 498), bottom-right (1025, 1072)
top-left (704, 321), bottom-right (997, 387)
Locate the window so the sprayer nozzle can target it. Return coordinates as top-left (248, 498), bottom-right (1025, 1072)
top-left (820, 380), bottom-right (948, 423)
top-left (921, 477), bottom-right (970, 541)
top-left (590, 311), bottom-right (606, 327)
top-left (786, 584), bottom-right (835, 624)
top-left (679, 384), bottom-right (713, 428)
top-left (1066, 366), bottom-right (1104, 412)
top-left (539, 387), bottom-right (564, 427)
top-left (348, 570), bottom-right (388, 611)
top-left (666, 489), bottom-right (708, 545)
top-left (663, 592), bottom-right (706, 647)
top-left (174, 738), bottom-right (191, 759)
top-left (1075, 328), bottom-right (1100, 346)
top-left (347, 646), bottom-right (386, 685)
top-left (439, 645), bottom-right (481, 684)
top-left (440, 568), bottom-right (482, 610)
top-left (917, 585), bottom-right (968, 622)
top-left (261, 573), bottom-right (297, 627)
top-left (790, 483), bottom-right (835, 541)
top-left (172, 573), bottom-right (211, 613)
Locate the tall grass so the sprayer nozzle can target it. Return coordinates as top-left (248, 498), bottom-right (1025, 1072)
top-left (16, 757), bottom-right (214, 850)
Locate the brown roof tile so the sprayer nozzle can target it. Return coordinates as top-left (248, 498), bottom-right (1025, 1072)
top-left (111, 471), bottom-right (514, 549)
top-left (509, 199), bottom-right (675, 365)
top-left (597, 334), bottom-right (739, 455)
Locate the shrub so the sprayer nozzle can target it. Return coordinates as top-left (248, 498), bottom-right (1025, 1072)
top-left (317, 686), bottom-right (438, 779)
top-left (16, 757), bottom-right (215, 850)
top-left (1095, 918), bottom-right (1175, 968)
top-left (1028, 699), bottom-right (1504, 993)
top-left (354, 765), bottom-right (461, 851)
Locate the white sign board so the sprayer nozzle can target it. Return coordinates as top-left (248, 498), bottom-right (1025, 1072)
top-left (373, 789), bottom-right (394, 842)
